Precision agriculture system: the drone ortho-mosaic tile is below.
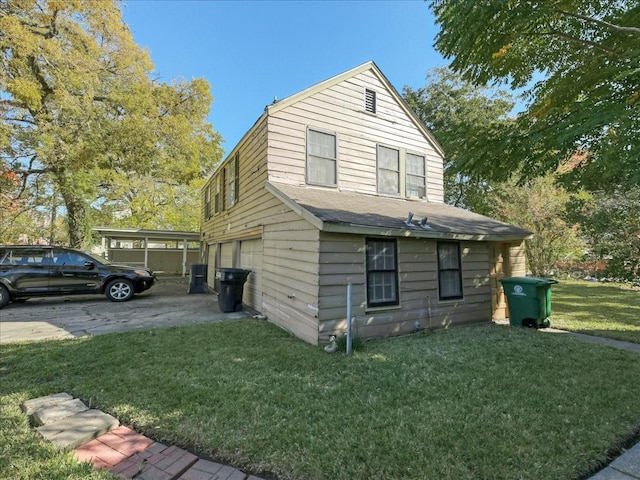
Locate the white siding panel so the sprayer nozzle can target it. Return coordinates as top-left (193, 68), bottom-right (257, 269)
top-left (267, 70), bottom-right (444, 201)
top-left (240, 238), bottom-right (263, 310)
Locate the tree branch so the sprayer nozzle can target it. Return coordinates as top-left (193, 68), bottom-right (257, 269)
top-left (537, 30), bottom-right (618, 54)
top-left (556, 9), bottom-right (640, 35)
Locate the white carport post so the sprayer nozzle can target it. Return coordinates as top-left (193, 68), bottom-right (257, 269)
top-left (182, 238), bottom-right (188, 277)
top-left (144, 237), bottom-right (149, 268)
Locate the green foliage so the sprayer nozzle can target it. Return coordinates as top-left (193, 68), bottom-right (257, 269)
top-left (334, 334), bottom-right (364, 352)
top-left (567, 189), bottom-right (640, 280)
top-left (489, 174), bottom-right (586, 276)
top-left (429, 1), bottom-right (640, 192)
top-left (403, 68), bottom-right (517, 215)
top-left (0, 1), bottom-right (223, 247)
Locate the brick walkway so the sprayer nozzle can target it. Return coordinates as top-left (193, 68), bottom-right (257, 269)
top-left (73, 426), bottom-right (265, 480)
top-left (22, 393), bottom-right (266, 480)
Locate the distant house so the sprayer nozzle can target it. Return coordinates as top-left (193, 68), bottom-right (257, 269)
top-left (201, 62), bottom-right (530, 345)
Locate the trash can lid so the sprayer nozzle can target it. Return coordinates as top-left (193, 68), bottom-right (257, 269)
top-left (500, 276), bottom-right (558, 285)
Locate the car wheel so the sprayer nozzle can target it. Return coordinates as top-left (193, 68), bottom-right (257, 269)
top-left (0, 284), bottom-right (10, 308)
top-left (105, 279), bottom-right (135, 302)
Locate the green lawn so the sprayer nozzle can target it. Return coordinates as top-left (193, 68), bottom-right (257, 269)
top-left (551, 279), bottom-right (640, 343)
top-left (2, 319), bottom-right (640, 480)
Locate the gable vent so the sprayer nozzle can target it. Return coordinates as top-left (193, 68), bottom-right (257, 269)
top-left (365, 88), bottom-right (376, 114)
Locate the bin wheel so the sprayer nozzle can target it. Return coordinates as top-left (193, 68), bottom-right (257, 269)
top-left (522, 318), bottom-right (538, 329)
top-left (540, 319), bottom-right (551, 328)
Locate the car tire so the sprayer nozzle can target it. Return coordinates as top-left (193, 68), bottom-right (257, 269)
top-left (105, 279), bottom-right (135, 302)
top-left (0, 284), bottom-right (10, 308)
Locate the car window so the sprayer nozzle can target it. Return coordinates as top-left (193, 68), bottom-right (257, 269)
top-left (53, 251), bottom-right (90, 267)
top-left (0, 248), bottom-right (49, 265)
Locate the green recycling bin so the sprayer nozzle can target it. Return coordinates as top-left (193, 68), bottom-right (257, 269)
top-left (499, 277), bottom-right (558, 328)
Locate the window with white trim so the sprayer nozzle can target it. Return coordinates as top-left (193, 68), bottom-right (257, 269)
top-left (307, 129), bottom-right (337, 186)
top-left (377, 145), bottom-right (400, 195)
top-left (438, 242), bottom-right (463, 300)
top-left (366, 238), bottom-right (399, 307)
top-left (406, 153), bottom-right (426, 198)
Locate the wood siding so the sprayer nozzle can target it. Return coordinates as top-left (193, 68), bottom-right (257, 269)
top-left (240, 238), bottom-right (263, 310)
top-left (199, 64), bottom-right (527, 345)
top-left (318, 234), bottom-right (493, 340)
top-left (262, 213), bottom-right (320, 345)
top-left (267, 70), bottom-right (445, 202)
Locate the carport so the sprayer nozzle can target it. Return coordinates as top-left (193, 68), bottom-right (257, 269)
top-left (93, 227), bottom-right (201, 276)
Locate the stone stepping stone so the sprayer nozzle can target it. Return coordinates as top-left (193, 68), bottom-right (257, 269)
top-left (36, 409), bottom-right (119, 450)
top-left (31, 398), bottom-right (89, 426)
top-left (21, 392), bottom-right (73, 415)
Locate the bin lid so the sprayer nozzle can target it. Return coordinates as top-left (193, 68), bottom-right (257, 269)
top-left (500, 276), bottom-right (558, 285)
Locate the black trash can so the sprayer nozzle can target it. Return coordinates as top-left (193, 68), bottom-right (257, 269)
top-left (189, 264), bottom-right (208, 294)
top-left (216, 268), bottom-right (251, 312)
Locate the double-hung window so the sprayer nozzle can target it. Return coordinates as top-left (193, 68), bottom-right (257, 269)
top-left (377, 145), bottom-right (399, 195)
top-left (226, 153), bottom-right (239, 208)
top-left (406, 153), bottom-right (426, 198)
top-left (213, 175), bottom-right (221, 213)
top-left (366, 239), bottom-right (399, 308)
top-left (204, 184), bottom-right (212, 219)
top-left (438, 242), bottom-right (463, 300)
top-left (307, 129), bottom-right (337, 186)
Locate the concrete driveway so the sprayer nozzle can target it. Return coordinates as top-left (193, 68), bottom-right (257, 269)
top-left (0, 276), bottom-right (253, 344)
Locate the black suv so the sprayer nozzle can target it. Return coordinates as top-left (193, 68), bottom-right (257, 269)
top-left (0, 245), bottom-right (155, 309)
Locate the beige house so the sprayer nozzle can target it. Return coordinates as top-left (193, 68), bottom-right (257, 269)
top-left (201, 61), bottom-right (530, 345)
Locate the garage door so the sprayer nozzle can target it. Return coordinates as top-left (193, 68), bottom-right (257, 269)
top-left (240, 238), bottom-right (263, 311)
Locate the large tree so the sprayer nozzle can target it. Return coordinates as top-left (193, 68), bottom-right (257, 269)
top-left (0, 0), bottom-right (222, 247)
top-left (429, 1), bottom-right (640, 191)
top-left (403, 67), bottom-right (516, 215)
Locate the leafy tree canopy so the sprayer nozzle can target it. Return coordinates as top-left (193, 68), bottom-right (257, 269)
top-left (403, 67), bottom-right (516, 214)
top-left (0, 0), bottom-right (223, 247)
top-left (429, 1), bottom-right (640, 191)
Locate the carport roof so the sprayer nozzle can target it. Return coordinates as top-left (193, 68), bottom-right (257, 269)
top-left (266, 182), bottom-right (532, 242)
top-left (92, 227), bottom-right (199, 242)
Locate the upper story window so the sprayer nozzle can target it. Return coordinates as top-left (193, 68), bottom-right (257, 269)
top-left (307, 128), bottom-right (337, 186)
top-left (365, 89), bottom-right (376, 114)
top-left (213, 175), bottom-right (221, 213)
top-left (406, 153), bottom-right (426, 198)
top-left (377, 146), bottom-right (427, 198)
top-left (438, 241), bottom-right (463, 300)
top-left (225, 153), bottom-right (239, 209)
top-left (377, 145), bottom-right (399, 195)
top-left (204, 184), bottom-right (212, 219)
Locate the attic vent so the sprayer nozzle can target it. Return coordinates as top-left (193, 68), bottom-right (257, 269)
top-left (365, 88), bottom-right (376, 114)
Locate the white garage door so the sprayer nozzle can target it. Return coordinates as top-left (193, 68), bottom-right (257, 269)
top-left (240, 238), bottom-right (263, 311)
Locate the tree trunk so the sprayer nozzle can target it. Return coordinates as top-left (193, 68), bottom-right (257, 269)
top-left (56, 171), bottom-right (89, 248)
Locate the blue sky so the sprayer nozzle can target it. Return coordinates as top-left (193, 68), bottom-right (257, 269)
top-left (121, 0), bottom-right (447, 153)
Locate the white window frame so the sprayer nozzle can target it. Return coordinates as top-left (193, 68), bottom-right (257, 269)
top-left (406, 152), bottom-right (426, 199)
top-left (377, 145), bottom-right (400, 195)
top-left (306, 128), bottom-right (337, 187)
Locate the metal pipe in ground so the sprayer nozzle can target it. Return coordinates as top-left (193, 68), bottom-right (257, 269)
top-left (346, 283), bottom-right (352, 356)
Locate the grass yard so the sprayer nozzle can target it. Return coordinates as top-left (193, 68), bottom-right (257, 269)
top-left (551, 280), bottom-right (640, 343)
top-left (2, 320), bottom-right (640, 480)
